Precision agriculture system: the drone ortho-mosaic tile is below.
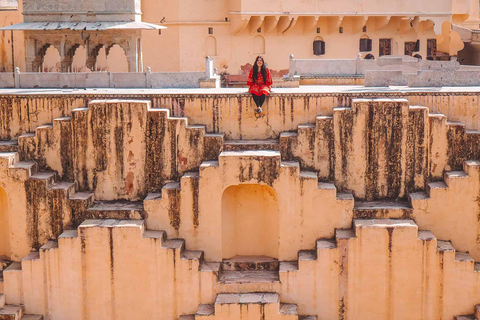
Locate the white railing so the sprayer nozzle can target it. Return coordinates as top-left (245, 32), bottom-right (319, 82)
top-left (0, 57), bottom-right (220, 89)
top-left (286, 54), bottom-right (480, 87)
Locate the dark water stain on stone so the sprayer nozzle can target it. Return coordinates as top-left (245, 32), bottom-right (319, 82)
top-left (405, 108), bottom-right (427, 194)
top-left (169, 121), bottom-right (179, 182)
top-left (25, 179), bottom-right (43, 250)
top-left (338, 109), bottom-right (354, 192)
top-left (191, 176), bottom-right (200, 228)
top-left (447, 124), bottom-right (467, 171)
top-left (0, 97), bottom-right (13, 140)
top-left (59, 119), bottom-right (74, 181)
top-left (168, 187), bottom-right (181, 231)
top-left (145, 111), bottom-right (165, 192)
top-left (238, 157), bottom-right (279, 185)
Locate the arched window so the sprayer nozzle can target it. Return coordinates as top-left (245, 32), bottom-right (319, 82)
top-left (72, 46), bottom-right (89, 72)
top-left (253, 35), bottom-right (265, 54)
top-left (43, 45), bottom-right (61, 72)
top-left (106, 44), bottom-right (128, 72)
top-left (364, 53), bottom-right (375, 60)
top-left (206, 36), bottom-right (217, 56)
top-left (313, 36), bottom-right (325, 56)
top-left (359, 34), bottom-right (372, 52)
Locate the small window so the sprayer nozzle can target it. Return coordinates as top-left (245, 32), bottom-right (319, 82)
top-left (208, 27), bottom-right (213, 35)
top-left (405, 41), bottom-right (419, 56)
top-left (359, 38), bottom-right (372, 52)
top-left (158, 30), bottom-right (162, 35)
top-left (415, 39), bottom-right (420, 52)
top-left (339, 27), bottom-right (343, 34)
top-left (316, 27), bottom-right (321, 34)
top-left (257, 27), bottom-right (261, 33)
top-left (362, 26), bottom-right (367, 32)
top-left (364, 53), bottom-right (375, 60)
top-left (313, 40), bottom-right (325, 55)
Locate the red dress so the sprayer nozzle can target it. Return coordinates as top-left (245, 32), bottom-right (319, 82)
top-left (247, 68), bottom-right (273, 96)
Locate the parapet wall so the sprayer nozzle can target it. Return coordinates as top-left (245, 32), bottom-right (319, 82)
top-left (0, 90), bottom-right (479, 140)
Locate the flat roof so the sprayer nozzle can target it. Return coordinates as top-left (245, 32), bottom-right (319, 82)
top-left (0, 21), bottom-right (166, 31)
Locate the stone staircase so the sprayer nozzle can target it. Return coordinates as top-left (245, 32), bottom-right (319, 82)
top-left (0, 265), bottom-right (42, 320)
top-left (279, 219), bottom-right (480, 320)
top-left (217, 256), bottom-right (280, 293)
top-left (456, 305), bottom-right (480, 319)
top-left (181, 293), bottom-right (316, 320)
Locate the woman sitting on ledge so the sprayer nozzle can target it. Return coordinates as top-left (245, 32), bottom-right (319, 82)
top-left (247, 56), bottom-right (273, 118)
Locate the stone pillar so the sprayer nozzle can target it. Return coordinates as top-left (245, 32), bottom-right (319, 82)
top-left (86, 41), bottom-right (99, 72)
top-left (14, 67), bottom-right (20, 88)
top-left (25, 37), bottom-right (37, 72)
top-left (205, 56), bottom-right (214, 78)
top-left (288, 54), bottom-right (295, 78)
top-left (137, 38), bottom-right (143, 72)
top-left (127, 56), bottom-right (138, 72)
top-left (61, 57), bottom-right (73, 73)
top-left (124, 37), bottom-right (139, 72)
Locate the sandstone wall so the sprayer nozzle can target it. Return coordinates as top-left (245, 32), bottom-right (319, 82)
top-left (2, 218), bottom-right (479, 320)
top-left (0, 92), bottom-right (480, 140)
top-left (0, 94), bottom-right (478, 320)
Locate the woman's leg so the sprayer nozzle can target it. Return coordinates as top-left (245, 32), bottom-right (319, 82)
top-left (258, 94), bottom-right (266, 108)
top-left (252, 94), bottom-right (261, 108)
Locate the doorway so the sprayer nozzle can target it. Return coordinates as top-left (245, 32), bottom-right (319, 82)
top-left (221, 184), bottom-right (279, 259)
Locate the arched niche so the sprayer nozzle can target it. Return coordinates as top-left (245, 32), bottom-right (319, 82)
top-left (0, 187), bottom-right (10, 257)
top-left (71, 45), bottom-right (89, 72)
top-left (253, 35), bottom-right (265, 54)
top-left (221, 184), bottom-right (279, 259)
top-left (106, 44), bottom-right (128, 72)
top-left (43, 45), bottom-right (61, 72)
top-left (205, 36), bottom-right (217, 57)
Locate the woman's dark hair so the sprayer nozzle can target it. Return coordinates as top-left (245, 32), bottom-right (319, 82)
top-left (253, 56), bottom-right (267, 84)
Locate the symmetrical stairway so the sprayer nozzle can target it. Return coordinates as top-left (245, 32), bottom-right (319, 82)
top-left (0, 97), bottom-right (479, 319)
top-left (182, 293), bottom-right (316, 320)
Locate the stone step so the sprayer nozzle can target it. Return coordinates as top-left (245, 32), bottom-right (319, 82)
top-left (279, 303), bottom-right (298, 316)
top-left (216, 292), bottom-right (279, 305)
top-left (223, 139), bottom-right (280, 152)
top-left (444, 170), bottom-right (469, 188)
top-left (219, 150), bottom-right (281, 158)
top-left (354, 200), bottom-right (412, 219)
top-left (0, 152), bottom-right (19, 167)
top-left (299, 250), bottom-right (317, 262)
top-left (455, 316), bottom-right (476, 320)
top-left (222, 256), bottom-right (279, 271)
top-left (0, 304), bottom-right (24, 320)
top-left (49, 181), bottom-right (76, 198)
top-left (21, 315), bottom-right (44, 320)
top-left (28, 172), bottom-right (56, 187)
top-left (0, 141), bottom-right (18, 152)
top-left (218, 270), bottom-right (279, 284)
top-left (84, 201), bottom-right (144, 220)
top-left (426, 181), bottom-right (448, 196)
top-left (196, 304), bottom-right (214, 317)
top-left (9, 161), bottom-right (37, 176)
top-left (195, 293), bottom-right (316, 319)
top-left (69, 192), bottom-right (95, 206)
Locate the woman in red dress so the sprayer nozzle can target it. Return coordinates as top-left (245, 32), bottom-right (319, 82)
top-left (247, 56), bottom-right (273, 117)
